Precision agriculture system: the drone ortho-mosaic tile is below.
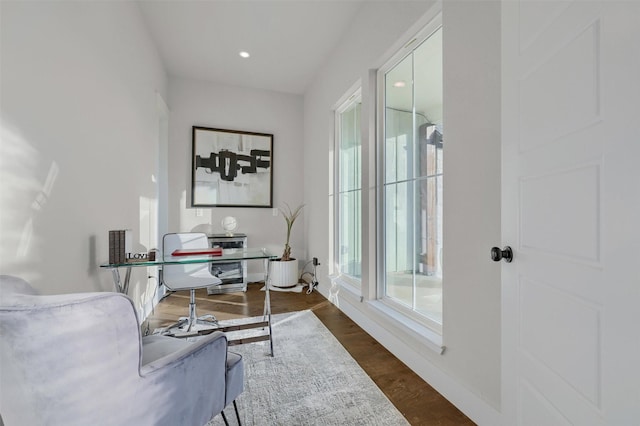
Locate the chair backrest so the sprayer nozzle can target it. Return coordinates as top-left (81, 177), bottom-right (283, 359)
top-left (163, 232), bottom-right (209, 252)
top-left (162, 232), bottom-right (218, 291)
top-left (0, 275), bottom-right (143, 425)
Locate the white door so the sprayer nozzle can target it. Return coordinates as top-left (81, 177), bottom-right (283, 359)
top-left (501, 1), bottom-right (640, 424)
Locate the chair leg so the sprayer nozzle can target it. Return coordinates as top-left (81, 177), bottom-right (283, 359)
top-left (187, 289), bottom-right (197, 331)
top-left (156, 289), bottom-right (218, 335)
top-left (233, 400), bottom-right (242, 426)
top-left (155, 317), bottom-right (187, 335)
top-left (187, 289), bottom-right (218, 331)
top-left (221, 410), bottom-right (230, 426)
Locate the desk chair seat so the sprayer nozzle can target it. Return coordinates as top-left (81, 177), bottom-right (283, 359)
top-left (162, 232), bottom-right (223, 333)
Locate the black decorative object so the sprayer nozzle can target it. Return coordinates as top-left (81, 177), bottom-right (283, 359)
top-left (491, 246), bottom-right (513, 263)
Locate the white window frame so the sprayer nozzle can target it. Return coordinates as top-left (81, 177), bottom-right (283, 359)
top-left (331, 84), bottom-right (363, 296)
top-left (376, 15), bottom-right (443, 335)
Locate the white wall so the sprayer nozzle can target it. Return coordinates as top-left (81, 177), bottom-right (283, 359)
top-left (167, 77), bottom-right (305, 276)
top-left (441, 0), bottom-right (502, 414)
top-left (0, 1), bottom-right (167, 313)
top-left (303, 1), bottom-right (502, 423)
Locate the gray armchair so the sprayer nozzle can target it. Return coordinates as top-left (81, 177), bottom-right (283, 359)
top-left (0, 275), bottom-right (243, 426)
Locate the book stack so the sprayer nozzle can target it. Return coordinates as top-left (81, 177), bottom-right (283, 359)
top-left (108, 229), bottom-right (132, 264)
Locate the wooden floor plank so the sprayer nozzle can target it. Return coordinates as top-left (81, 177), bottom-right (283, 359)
top-left (145, 283), bottom-right (475, 426)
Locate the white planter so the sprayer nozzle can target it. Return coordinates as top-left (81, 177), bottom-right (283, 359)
top-left (268, 259), bottom-right (298, 288)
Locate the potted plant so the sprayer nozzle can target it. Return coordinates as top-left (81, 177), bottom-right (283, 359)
top-left (269, 203), bottom-right (304, 288)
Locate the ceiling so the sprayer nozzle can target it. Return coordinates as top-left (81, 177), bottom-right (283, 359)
top-left (136, 1), bottom-right (365, 95)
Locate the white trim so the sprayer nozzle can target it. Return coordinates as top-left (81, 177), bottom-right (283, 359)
top-left (374, 10), bottom-right (444, 333)
top-left (372, 1), bottom-right (443, 70)
top-left (332, 80), bottom-right (362, 112)
top-left (333, 280), bottom-right (443, 354)
top-left (330, 274), bottom-right (360, 300)
top-left (330, 273), bottom-right (361, 295)
top-left (377, 14), bottom-right (442, 79)
top-left (139, 273), bottom-right (163, 322)
top-left (247, 272), bottom-right (265, 283)
top-left (334, 291), bottom-right (502, 426)
top-left (369, 300), bottom-right (443, 353)
top-left (155, 92), bottom-right (170, 243)
top-left (378, 296), bottom-right (443, 335)
top-left (332, 85), bottom-right (363, 296)
top-left (361, 69), bottom-right (379, 304)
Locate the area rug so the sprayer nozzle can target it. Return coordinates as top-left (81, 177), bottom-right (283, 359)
top-left (206, 310), bottom-right (409, 426)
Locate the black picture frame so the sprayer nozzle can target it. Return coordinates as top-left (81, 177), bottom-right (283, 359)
top-left (191, 126), bottom-right (273, 208)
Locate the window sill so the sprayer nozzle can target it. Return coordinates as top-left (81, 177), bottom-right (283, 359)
top-left (368, 300), bottom-right (444, 354)
top-left (329, 273), bottom-right (362, 297)
top-left (332, 283), bottom-right (445, 355)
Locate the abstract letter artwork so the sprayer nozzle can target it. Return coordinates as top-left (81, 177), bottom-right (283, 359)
top-left (192, 126), bottom-right (273, 207)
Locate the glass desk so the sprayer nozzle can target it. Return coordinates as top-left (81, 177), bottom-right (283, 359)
top-left (100, 248), bottom-right (278, 356)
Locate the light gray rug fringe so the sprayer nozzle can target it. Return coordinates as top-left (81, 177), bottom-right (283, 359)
top-left (207, 310), bottom-right (409, 426)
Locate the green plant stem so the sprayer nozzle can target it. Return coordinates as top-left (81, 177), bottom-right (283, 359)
top-left (280, 203), bottom-right (304, 261)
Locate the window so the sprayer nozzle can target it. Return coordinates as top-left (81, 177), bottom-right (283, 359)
top-left (335, 88), bottom-right (362, 287)
top-left (379, 24), bottom-right (443, 328)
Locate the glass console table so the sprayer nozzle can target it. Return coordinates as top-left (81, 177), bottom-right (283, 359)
top-left (100, 248), bottom-right (278, 356)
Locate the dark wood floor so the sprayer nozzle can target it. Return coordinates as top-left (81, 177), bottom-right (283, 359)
top-left (145, 283), bottom-right (475, 426)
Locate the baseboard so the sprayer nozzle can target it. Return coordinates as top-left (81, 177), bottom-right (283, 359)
top-left (139, 283), bottom-right (166, 322)
top-left (247, 272), bottom-right (265, 283)
top-left (320, 287), bottom-right (502, 426)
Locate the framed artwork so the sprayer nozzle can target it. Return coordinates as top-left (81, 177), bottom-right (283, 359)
top-left (191, 126), bottom-right (273, 207)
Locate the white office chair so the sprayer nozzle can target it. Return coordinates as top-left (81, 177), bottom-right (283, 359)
top-left (162, 232), bottom-right (223, 333)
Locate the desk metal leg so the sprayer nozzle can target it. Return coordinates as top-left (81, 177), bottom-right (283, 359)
top-left (263, 258), bottom-right (273, 356)
top-left (110, 267), bottom-right (132, 294)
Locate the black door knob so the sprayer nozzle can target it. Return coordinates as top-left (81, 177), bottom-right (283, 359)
top-left (491, 246), bottom-right (513, 263)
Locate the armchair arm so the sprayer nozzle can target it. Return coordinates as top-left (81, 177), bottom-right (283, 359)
top-left (140, 331), bottom-right (227, 374)
top-left (130, 332), bottom-right (229, 426)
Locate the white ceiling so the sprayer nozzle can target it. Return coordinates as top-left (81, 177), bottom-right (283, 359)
top-left (136, 1), bottom-right (365, 95)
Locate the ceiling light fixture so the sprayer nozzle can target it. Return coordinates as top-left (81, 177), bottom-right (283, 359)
top-left (239, 51), bottom-right (250, 58)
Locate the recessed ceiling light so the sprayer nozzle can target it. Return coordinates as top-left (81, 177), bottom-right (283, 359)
top-left (239, 51), bottom-right (250, 58)
top-left (393, 81), bottom-right (406, 88)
